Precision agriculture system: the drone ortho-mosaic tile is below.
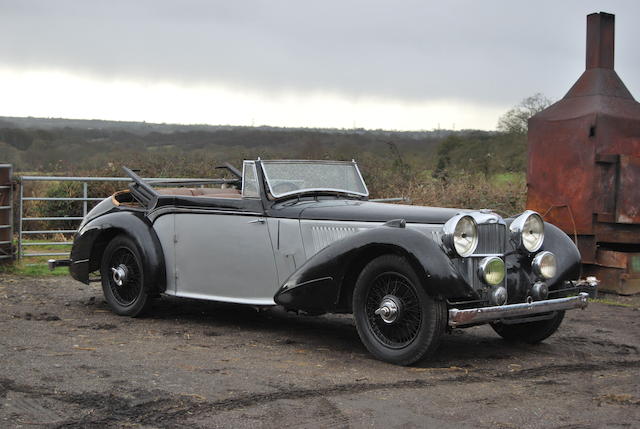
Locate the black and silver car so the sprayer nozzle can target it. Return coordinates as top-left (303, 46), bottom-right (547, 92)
top-left (50, 159), bottom-right (597, 365)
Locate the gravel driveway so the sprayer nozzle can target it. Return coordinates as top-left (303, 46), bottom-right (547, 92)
top-left (1, 275), bottom-right (639, 428)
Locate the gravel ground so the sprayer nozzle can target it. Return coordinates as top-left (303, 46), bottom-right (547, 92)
top-left (0, 274), bottom-right (639, 428)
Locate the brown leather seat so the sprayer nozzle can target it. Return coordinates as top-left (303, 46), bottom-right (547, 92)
top-left (156, 188), bottom-right (195, 196)
top-left (157, 187), bottom-right (242, 199)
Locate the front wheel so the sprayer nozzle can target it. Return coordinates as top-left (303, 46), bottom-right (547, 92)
top-left (491, 311), bottom-right (565, 344)
top-left (100, 234), bottom-right (150, 317)
top-left (353, 254), bottom-right (446, 365)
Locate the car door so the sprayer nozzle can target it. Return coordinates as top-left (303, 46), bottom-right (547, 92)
top-left (172, 162), bottom-right (279, 305)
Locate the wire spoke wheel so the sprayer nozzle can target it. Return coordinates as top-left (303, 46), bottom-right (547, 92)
top-left (353, 254), bottom-right (446, 365)
top-left (100, 235), bottom-right (150, 316)
top-left (365, 272), bottom-right (422, 348)
top-left (107, 247), bottom-right (142, 306)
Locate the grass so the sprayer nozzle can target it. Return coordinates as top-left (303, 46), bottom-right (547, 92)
top-left (0, 263), bottom-right (69, 276)
top-left (0, 239), bottom-right (72, 277)
top-left (591, 297), bottom-right (637, 308)
top-left (491, 172), bottom-right (523, 186)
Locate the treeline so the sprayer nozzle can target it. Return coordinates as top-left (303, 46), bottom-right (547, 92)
top-left (0, 117), bottom-right (525, 175)
top-left (1, 116), bottom-right (527, 215)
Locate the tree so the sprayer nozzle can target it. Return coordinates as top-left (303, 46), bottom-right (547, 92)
top-left (497, 93), bottom-right (553, 134)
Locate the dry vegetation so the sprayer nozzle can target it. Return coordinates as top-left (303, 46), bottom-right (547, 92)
top-left (3, 118), bottom-right (528, 230)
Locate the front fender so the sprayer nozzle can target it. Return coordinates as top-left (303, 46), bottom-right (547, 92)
top-left (70, 210), bottom-right (166, 293)
top-left (541, 222), bottom-right (582, 285)
top-left (274, 225), bottom-right (476, 312)
top-left (503, 219), bottom-right (582, 303)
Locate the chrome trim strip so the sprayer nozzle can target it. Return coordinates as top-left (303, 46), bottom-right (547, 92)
top-left (283, 276), bottom-right (334, 291)
top-left (448, 292), bottom-right (589, 328)
top-left (168, 290), bottom-right (277, 306)
top-left (353, 160), bottom-right (370, 197)
top-left (150, 206), bottom-right (263, 219)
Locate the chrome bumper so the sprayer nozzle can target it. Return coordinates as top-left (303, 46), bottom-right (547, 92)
top-left (448, 292), bottom-right (590, 328)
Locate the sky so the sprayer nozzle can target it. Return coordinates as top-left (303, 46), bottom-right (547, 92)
top-left (1, 1), bottom-right (639, 131)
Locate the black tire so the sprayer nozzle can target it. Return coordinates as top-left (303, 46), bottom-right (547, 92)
top-left (100, 234), bottom-right (150, 317)
top-left (491, 311), bottom-right (565, 344)
top-left (352, 254), bottom-right (447, 365)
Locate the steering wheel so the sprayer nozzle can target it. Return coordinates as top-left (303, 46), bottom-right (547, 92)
top-left (273, 181), bottom-right (299, 195)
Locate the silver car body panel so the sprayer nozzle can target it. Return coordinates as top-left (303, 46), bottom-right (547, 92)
top-left (265, 218), bottom-right (306, 285)
top-left (155, 212), bottom-right (280, 305)
top-left (154, 208), bottom-right (443, 304)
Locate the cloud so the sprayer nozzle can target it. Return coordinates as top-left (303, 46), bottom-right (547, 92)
top-left (0, 0), bottom-right (638, 126)
top-left (0, 68), bottom-right (503, 130)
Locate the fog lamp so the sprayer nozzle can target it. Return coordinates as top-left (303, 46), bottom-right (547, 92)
top-left (490, 286), bottom-right (508, 306)
top-left (532, 251), bottom-right (557, 279)
top-left (479, 256), bottom-right (506, 285)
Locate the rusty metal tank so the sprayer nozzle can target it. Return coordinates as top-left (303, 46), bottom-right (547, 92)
top-left (527, 12), bottom-right (640, 294)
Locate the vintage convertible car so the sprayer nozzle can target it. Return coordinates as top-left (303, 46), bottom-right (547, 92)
top-left (50, 159), bottom-right (598, 365)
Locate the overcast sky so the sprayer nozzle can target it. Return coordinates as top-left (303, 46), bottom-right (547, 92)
top-left (1, 0), bottom-right (638, 130)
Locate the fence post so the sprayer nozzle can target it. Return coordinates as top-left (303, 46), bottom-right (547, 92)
top-left (17, 180), bottom-right (23, 261)
top-left (0, 164), bottom-right (13, 262)
top-left (82, 182), bottom-right (88, 217)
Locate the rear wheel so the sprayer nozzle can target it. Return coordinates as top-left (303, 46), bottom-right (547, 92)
top-left (353, 254), bottom-right (446, 365)
top-left (100, 235), bottom-right (150, 317)
top-left (491, 311), bottom-right (565, 344)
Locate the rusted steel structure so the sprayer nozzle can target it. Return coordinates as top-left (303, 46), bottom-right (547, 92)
top-left (527, 12), bottom-right (640, 294)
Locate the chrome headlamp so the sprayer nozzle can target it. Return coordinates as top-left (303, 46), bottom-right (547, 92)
top-left (443, 214), bottom-right (478, 257)
top-left (510, 210), bottom-right (544, 252)
top-left (532, 251), bottom-right (557, 279)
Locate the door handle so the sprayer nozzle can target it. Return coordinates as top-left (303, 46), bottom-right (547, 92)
top-left (249, 218), bottom-right (266, 224)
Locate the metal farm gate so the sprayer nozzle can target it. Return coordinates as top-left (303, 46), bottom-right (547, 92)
top-left (16, 175), bottom-right (208, 261)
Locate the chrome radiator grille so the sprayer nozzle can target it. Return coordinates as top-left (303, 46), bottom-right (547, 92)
top-left (453, 221), bottom-right (507, 292)
top-left (474, 223), bottom-right (506, 255)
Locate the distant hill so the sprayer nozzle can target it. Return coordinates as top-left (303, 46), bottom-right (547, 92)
top-left (0, 115), bottom-right (483, 139)
top-left (0, 115), bottom-right (520, 180)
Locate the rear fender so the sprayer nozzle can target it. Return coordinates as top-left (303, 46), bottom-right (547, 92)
top-left (70, 210), bottom-right (166, 293)
top-left (274, 225), bottom-right (475, 312)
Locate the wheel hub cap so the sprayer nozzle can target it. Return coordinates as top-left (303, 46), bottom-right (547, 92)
top-left (111, 264), bottom-right (128, 287)
top-left (374, 295), bottom-right (402, 324)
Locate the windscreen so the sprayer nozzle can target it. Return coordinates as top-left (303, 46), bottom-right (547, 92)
top-left (261, 161), bottom-right (368, 198)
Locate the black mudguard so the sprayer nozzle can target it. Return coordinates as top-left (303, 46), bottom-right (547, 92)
top-left (541, 223), bottom-right (582, 284)
top-left (274, 225), bottom-right (476, 312)
top-left (70, 210), bottom-right (166, 293)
